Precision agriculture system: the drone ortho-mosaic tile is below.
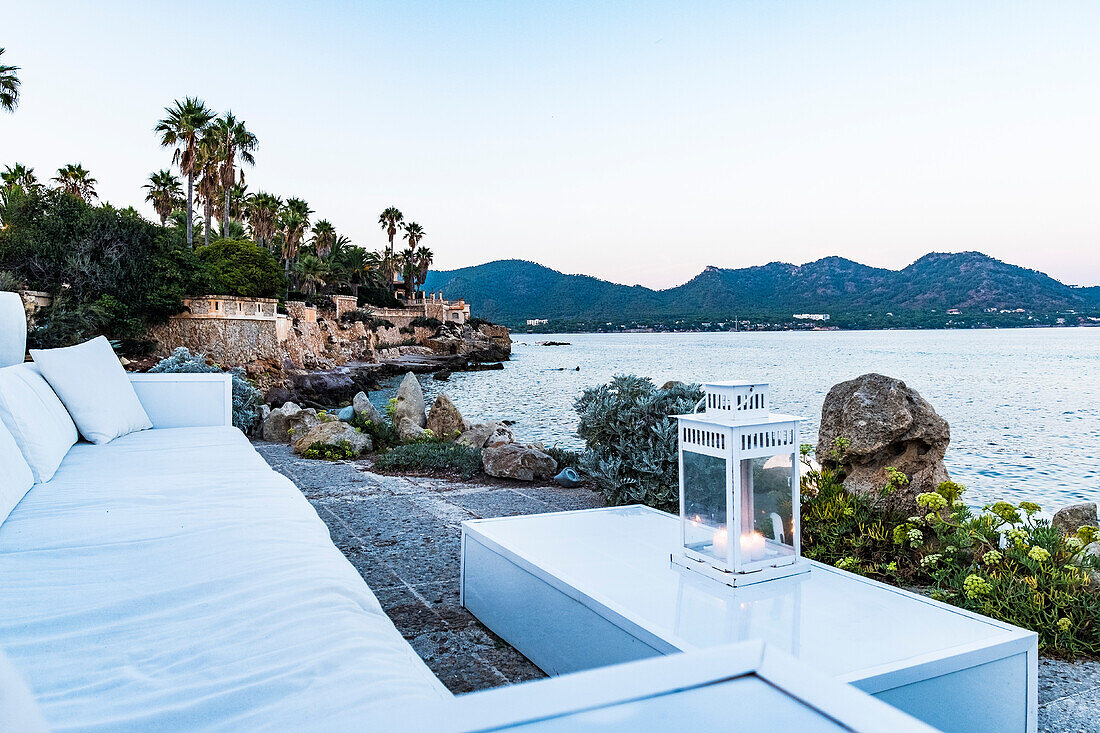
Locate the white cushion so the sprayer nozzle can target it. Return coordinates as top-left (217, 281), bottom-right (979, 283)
top-left (31, 336), bottom-right (151, 445)
top-left (0, 363), bottom-right (79, 483)
top-left (0, 647), bottom-right (48, 733)
top-left (0, 421), bottom-right (33, 525)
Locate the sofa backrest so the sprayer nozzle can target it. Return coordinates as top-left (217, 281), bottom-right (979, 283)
top-left (0, 292), bottom-right (27, 368)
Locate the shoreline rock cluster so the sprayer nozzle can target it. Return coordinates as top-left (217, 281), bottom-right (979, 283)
top-left (260, 370), bottom-right (560, 483)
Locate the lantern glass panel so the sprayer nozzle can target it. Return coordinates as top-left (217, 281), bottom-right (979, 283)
top-left (739, 454), bottom-right (795, 564)
top-left (682, 450), bottom-right (728, 562)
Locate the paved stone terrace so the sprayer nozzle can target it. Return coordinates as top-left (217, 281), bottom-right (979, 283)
top-left (255, 442), bottom-right (1100, 732)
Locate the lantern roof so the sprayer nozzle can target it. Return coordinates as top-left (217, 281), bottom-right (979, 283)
top-left (673, 411), bottom-right (803, 427)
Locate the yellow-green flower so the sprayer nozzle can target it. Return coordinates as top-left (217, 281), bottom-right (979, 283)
top-left (1018, 501), bottom-right (1041, 516)
top-left (964, 574), bottom-right (992, 599)
top-left (1057, 617), bottom-right (1072, 632)
top-left (916, 492), bottom-right (948, 511)
top-left (982, 550), bottom-right (1003, 565)
top-left (1028, 546), bottom-right (1051, 563)
top-left (920, 554), bottom-right (942, 568)
top-left (1065, 537), bottom-right (1084, 552)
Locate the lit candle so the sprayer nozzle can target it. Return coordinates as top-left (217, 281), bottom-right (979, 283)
top-left (740, 531), bottom-right (765, 562)
top-left (713, 526), bottom-right (728, 556)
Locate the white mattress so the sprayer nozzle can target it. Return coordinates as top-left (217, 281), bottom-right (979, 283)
top-left (0, 427), bottom-right (450, 732)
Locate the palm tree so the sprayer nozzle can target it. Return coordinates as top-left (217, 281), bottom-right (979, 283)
top-left (52, 163), bottom-right (98, 202)
top-left (195, 137), bottom-right (221, 246)
top-left (0, 49), bottom-right (19, 113)
top-left (279, 197), bottom-right (312, 274)
top-left (155, 97), bottom-right (215, 247)
top-left (224, 183), bottom-right (248, 224)
top-left (294, 253), bottom-right (329, 295)
top-left (1, 163), bottom-right (38, 192)
top-left (245, 191), bottom-right (281, 249)
top-left (400, 222), bottom-right (426, 299)
top-left (311, 219), bottom-right (335, 258)
top-left (413, 246), bottom-right (434, 296)
top-left (143, 169), bottom-right (184, 225)
top-left (378, 206), bottom-right (403, 288)
top-left (207, 112), bottom-right (257, 234)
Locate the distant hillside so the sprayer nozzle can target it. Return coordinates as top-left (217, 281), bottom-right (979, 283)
top-left (423, 253), bottom-right (1099, 327)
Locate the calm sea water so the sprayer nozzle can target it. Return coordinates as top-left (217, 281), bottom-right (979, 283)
top-left (376, 329), bottom-right (1100, 510)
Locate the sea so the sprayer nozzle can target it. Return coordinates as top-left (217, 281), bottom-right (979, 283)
top-left (375, 328), bottom-right (1100, 511)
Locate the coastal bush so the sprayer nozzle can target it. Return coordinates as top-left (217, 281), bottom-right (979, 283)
top-left (546, 446), bottom-right (583, 472)
top-left (410, 316), bottom-right (442, 331)
top-left (350, 412), bottom-right (400, 451)
top-left (0, 187), bottom-right (211, 350)
top-left (574, 375), bottom-right (703, 512)
top-left (149, 347), bottom-right (263, 430)
top-left (339, 309), bottom-right (395, 331)
top-left (197, 239), bottom-right (284, 298)
top-left (802, 447), bottom-right (1100, 657)
top-left (301, 440), bottom-right (360, 461)
top-left (373, 442), bottom-right (482, 479)
top-left (467, 317), bottom-right (493, 330)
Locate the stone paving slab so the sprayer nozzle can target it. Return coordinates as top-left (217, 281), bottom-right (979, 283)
top-left (254, 441), bottom-right (1100, 729)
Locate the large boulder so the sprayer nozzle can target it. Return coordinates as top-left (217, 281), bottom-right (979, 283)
top-left (293, 421), bottom-right (373, 456)
top-left (1053, 503), bottom-right (1099, 537)
top-left (426, 394), bottom-right (465, 439)
top-left (458, 421), bottom-right (513, 449)
top-left (396, 417), bottom-right (427, 442)
top-left (817, 373), bottom-right (950, 510)
top-left (393, 372), bottom-right (426, 430)
top-left (262, 402), bottom-right (320, 443)
top-left (482, 443), bottom-right (558, 482)
top-left (353, 391), bottom-right (384, 425)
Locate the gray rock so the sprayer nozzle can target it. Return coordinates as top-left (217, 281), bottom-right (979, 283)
top-left (397, 416), bottom-right (427, 442)
top-left (262, 401), bottom-right (302, 442)
top-left (293, 420), bottom-right (373, 456)
top-left (458, 421), bottom-right (513, 449)
top-left (816, 373), bottom-right (950, 511)
top-left (335, 405), bottom-right (354, 421)
top-left (353, 391), bottom-right (384, 425)
top-left (393, 372), bottom-right (426, 430)
top-left (482, 443), bottom-right (558, 481)
top-left (426, 394), bottom-right (464, 440)
top-left (286, 408), bottom-right (322, 443)
top-left (1053, 502), bottom-right (1099, 537)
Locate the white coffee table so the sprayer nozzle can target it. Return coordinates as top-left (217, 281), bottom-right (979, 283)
top-left (461, 505), bottom-right (1037, 733)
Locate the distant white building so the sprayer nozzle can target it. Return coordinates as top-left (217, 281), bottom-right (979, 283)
top-left (526, 318), bottom-right (548, 326)
top-left (792, 313), bottom-right (830, 321)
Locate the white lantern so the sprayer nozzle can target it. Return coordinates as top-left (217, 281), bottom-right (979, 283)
top-left (672, 381), bottom-right (808, 586)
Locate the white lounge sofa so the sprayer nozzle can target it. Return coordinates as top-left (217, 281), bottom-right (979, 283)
top-left (0, 292), bottom-right (933, 732)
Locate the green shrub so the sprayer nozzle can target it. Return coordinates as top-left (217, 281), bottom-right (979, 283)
top-left (302, 440), bottom-right (360, 461)
top-left (0, 187), bottom-right (211, 349)
top-left (546, 446), bottom-right (583, 472)
top-left (574, 375), bottom-right (702, 512)
top-left (197, 239), bottom-right (284, 298)
top-left (350, 412), bottom-right (400, 451)
top-left (149, 347), bottom-right (263, 430)
top-left (373, 442), bottom-right (483, 479)
top-left (410, 316), bottom-right (442, 331)
top-left (467, 317), bottom-right (493, 330)
top-left (339, 308), bottom-right (395, 331)
top-left (802, 445), bottom-right (1100, 658)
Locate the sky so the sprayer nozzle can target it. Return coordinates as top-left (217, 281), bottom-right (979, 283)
top-left (3, 1), bottom-right (1099, 289)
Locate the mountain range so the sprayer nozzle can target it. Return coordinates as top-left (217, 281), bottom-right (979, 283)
top-left (423, 252), bottom-right (1100, 328)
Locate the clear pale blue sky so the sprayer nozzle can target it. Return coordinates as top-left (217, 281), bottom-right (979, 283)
top-left (3, 1), bottom-right (1098, 288)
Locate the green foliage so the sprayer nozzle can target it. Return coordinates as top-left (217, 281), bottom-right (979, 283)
top-left (373, 442), bottom-right (483, 479)
top-left (349, 412), bottom-right (400, 451)
top-left (802, 451), bottom-right (1100, 658)
top-left (0, 187), bottom-right (211, 350)
top-left (467, 317), bottom-right (493, 330)
top-left (574, 375), bottom-right (702, 512)
top-left (149, 347), bottom-right (262, 430)
top-left (546, 446), bottom-right (583, 472)
top-left (339, 308), bottom-right (395, 331)
top-left (197, 238), bottom-right (284, 298)
top-left (410, 316), bottom-right (442, 331)
top-left (302, 440), bottom-right (360, 461)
